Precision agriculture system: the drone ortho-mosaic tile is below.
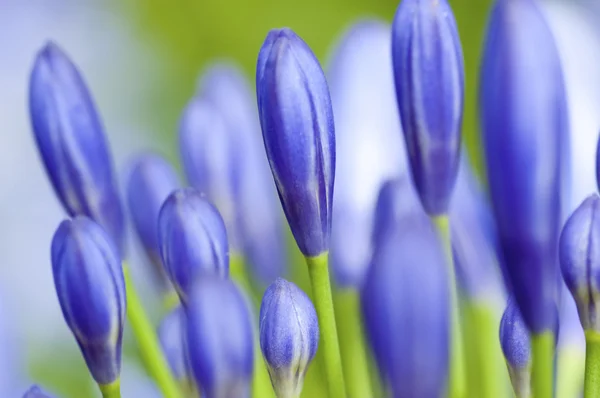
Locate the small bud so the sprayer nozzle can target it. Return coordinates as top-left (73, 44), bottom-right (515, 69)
top-left (499, 298), bottom-right (531, 398)
top-left (23, 385), bottom-right (56, 398)
top-left (256, 28), bottom-right (335, 258)
top-left (259, 278), bottom-right (319, 397)
top-left (51, 216), bottom-right (126, 386)
top-left (186, 276), bottom-right (254, 398)
top-left (158, 306), bottom-right (188, 380)
top-left (391, 0), bottom-right (465, 215)
top-left (158, 188), bottom-right (229, 304)
top-left (362, 212), bottom-right (449, 397)
top-left (559, 193), bottom-right (600, 331)
top-left (29, 42), bottom-right (124, 250)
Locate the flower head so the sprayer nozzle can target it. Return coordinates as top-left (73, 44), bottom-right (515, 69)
top-left (499, 298), bottom-right (531, 398)
top-left (391, 0), bottom-right (465, 215)
top-left (29, 42), bottom-right (124, 250)
top-left (158, 306), bottom-right (188, 380)
top-left (259, 278), bottom-right (319, 397)
top-left (256, 28), bottom-right (335, 258)
top-left (51, 216), bottom-right (126, 386)
top-left (158, 188), bottom-right (229, 304)
top-left (186, 276), bottom-right (254, 398)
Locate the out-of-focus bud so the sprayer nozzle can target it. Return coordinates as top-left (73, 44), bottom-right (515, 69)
top-left (158, 188), bottom-right (229, 304)
top-left (259, 278), bottom-right (319, 397)
top-left (186, 276), bottom-right (254, 398)
top-left (480, 0), bottom-right (568, 333)
top-left (362, 212), bottom-right (448, 397)
top-left (29, 42), bottom-right (124, 250)
top-left (23, 385), bottom-right (56, 398)
top-left (126, 153), bottom-right (179, 285)
top-left (179, 95), bottom-right (240, 250)
top-left (256, 28), bottom-right (335, 258)
top-left (559, 194), bottom-right (600, 331)
top-left (51, 216), bottom-right (126, 386)
top-left (328, 20), bottom-right (408, 288)
top-left (158, 306), bottom-right (188, 380)
top-left (500, 298), bottom-right (531, 398)
top-left (199, 63), bottom-right (286, 284)
top-left (391, 0), bottom-right (464, 216)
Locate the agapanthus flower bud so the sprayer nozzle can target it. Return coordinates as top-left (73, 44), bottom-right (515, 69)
top-left (29, 42), bottom-right (124, 250)
top-left (126, 153), bottom-right (179, 280)
top-left (259, 278), bottom-right (319, 397)
top-left (559, 193), bottom-right (600, 331)
top-left (158, 188), bottom-right (229, 303)
top-left (391, 0), bottom-right (465, 215)
top-left (51, 216), bottom-right (126, 386)
top-left (256, 28), bottom-right (335, 258)
top-left (158, 306), bottom-right (188, 380)
top-left (179, 95), bottom-right (240, 250)
top-left (186, 275), bottom-right (254, 398)
top-left (23, 385), bottom-right (56, 398)
top-left (199, 63), bottom-right (286, 284)
top-left (480, 0), bottom-right (568, 333)
top-left (362, 212), bottom-right (449, 397)
top-left (328, 20), bottom-right (408, 288)
top-left (500, 298), bottom-right (531, 398)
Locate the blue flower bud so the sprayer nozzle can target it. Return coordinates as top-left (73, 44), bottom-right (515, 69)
top-left (126, 153), bottom-right (179, 281)
top-left (499, 298), bottom-right (531, 398)
top-left (328, 20), bottom-right (408, 288)
top-left (199, 63), bottom-right (286, 284)
top-left (23, 385), bottom-right (56, 398)
top-left (179, 95), bottom-right (240, 250)
top-left (158, 188), bottom-right (229, 304)
top-left (51, 216), bottom-right (126, 386)
top-left (256, 28), bottom-right (335, 258)
top-left (259, 278), bottom-right (319, 397)
top-left (29, 42), bottom-right (124, 250)
top-left (158, 306), bottom-right (188, 380)
top-left (391, 0), bottom-right (465, 215)
top-left (559, 193), bottom-right (600, 331)
top-left (362, 211), bottom-right (449, 397)
top-left (186, 275), bottom-right (254, 398)
top-left (480, 0), bottom-right (568, 333)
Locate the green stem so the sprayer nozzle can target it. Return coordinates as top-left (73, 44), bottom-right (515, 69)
top-left (334, 289), bottom-right (373, 398)
top-left (585, 330), bottom-right (600, 398)
top-left (123, 264), bottom-right (182, 398)
top-left (531, 331), bottom-right (554, 398)
top-left (431, 215), bottom-right (466, 398)
top-left (99, 379), bottom-right (122, 398)
top-left (229, 255), bottom-right (275, 398)
top-left (557, 343), bottom-right (585, 398)
top-left (305, 253), bottom-right (346, 398)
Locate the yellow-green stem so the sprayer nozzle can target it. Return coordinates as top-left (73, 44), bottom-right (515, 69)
top-left (432, 215), bottom-right (466, 398)
top-left (305, 253), bottom-right (347, 398)
top-left (585, 330), bottom-right (600, 398)
top-left (99, 379), bottom-right (121, 398)
top-left (531, 331), bottom-right (554, 398)
top-left (334, 289), bottom-right (373, 398)
top-left (123, 264), bottom-right (182, 398)
top-left (229, 254), bottom-right (275, 398)
top-left (557, 344), bottom-right (585, 398)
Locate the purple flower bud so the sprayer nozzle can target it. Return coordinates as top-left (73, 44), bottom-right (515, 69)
top-left (29, 42), bottom-right (124, 251)
top-left (559, 193), bottom-right (600, 331)
top-left (391, 0), bottom-right (465, 215)
top-left (158, 188), bottom-right (229, 304)
top-left (362, 212), bottom-right (449, 397)
top-left (499, 298), bottom-right (531, 397)
top-left (179, 96), bottom-right (240, 250)
top-left (158, 306), bottom-right (188, 380)
top-left (186, 276), bottom-right (254, 398)
top-left (480, 0), bottom-right (568, 333)
top-left (256, 28), bottom-right (335, 258)
top-left (328, 20), bottom-right (408, 288)
top-left (23, 385), bottom-right (56, 398)
top-left (126, 153), bottom-right (179, 282)
top-left (51, 216), bottom-right (126, 386)
top-left (259, 278), bottom-right (319, 396)
top-left (199, 63), bottom-right (286, 284)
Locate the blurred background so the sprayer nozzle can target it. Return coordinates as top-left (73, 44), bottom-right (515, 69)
top-left (1, 0), bottom-right (599, 396)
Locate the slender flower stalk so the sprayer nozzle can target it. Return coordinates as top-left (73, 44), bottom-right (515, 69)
top-left (257, 28), bottom-right (345, 398)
